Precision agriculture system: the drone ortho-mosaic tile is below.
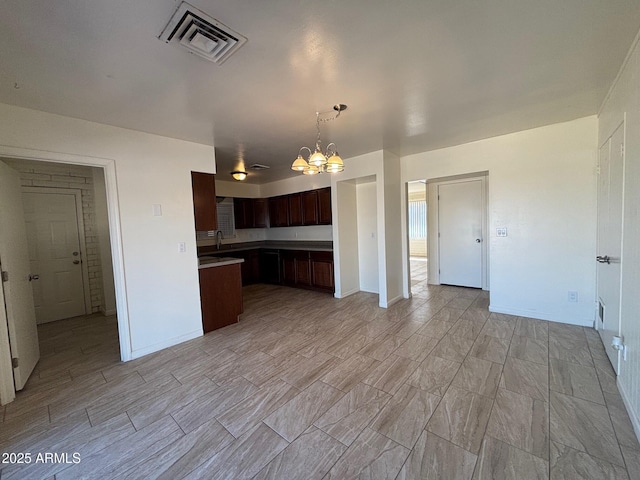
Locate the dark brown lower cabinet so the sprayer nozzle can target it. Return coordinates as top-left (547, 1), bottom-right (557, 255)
top-left (199, 248), bottom-right (334, 293)
top-left (280, 250), bottom-right (333, 292)
top-left (311, 251), bottom-right (334, 291)
top-left (199, 263), bottom-right (243, 333)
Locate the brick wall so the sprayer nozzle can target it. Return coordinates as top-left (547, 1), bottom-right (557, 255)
top-left (7, 160), bottom-right (104, 313)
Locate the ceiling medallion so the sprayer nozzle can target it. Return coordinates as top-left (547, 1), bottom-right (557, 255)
top-left (291, 104), bottom-right (347, 175)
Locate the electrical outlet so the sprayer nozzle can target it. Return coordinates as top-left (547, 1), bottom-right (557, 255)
top-left (568, 291), bottom-right (578, 302)
top-left (178, 242), bottom-right (186, 253)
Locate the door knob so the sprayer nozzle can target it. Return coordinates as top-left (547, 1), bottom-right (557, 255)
top-left (73, 260), bottom-right (80, 265)
top-left (475, 238), bottom-right (482, 243)
top-left (72, 251), bottom-right (79, 256)
top-left (29, 274), bottom-right (39, 281)
top-left (596, 255), bottom-right (611, 264)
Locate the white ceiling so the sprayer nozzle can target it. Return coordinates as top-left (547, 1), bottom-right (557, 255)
top-left (1, 1), bottom-right (639, 184)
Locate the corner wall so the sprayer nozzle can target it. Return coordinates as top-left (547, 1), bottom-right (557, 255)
top-left (599, 30), bottom-right (640, 442)
top-left (402, 116), bottom-right (598, 326)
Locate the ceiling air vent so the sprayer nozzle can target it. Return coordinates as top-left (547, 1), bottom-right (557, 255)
top-left (248, 164), bottom-right (270, 171)
top-left (159, 2), bottom-right (247, 65)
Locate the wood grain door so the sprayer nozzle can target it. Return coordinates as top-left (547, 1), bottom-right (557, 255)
top-left (191, 172), bottom-right (217, 231)
top-left (302, 190), bottom-right (318, 225)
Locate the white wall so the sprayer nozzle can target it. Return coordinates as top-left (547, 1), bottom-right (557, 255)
top-left (331, 150), bottom-right (401, 306)
top-left (215, 179), bottom-right (261, 198)
top-left (383, 151), bottom-right (404, 305)
top-left (0, 103), bottom-right (214, 360)
top-left (335, 180), bottom-right (359, 297)
top-left (260, 174), bottom-right (330, 198)
top-left (402, 116), bottom-right (598, 326)
top-left (357, 181), bottom-right (379, 293)
top-left (599, 30), bottom-right (640, 441)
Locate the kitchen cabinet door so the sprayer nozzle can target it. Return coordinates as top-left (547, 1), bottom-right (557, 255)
top-left (294, 251), bottom-right (312, 286)
top-left (318, 187), bottom-right (332, 225)
top-left (199, 264), bottom-right (243, 333)
top-left (281, 251), bottom-right (296, 285)
top-left (234, 198), bottom-right (254, 229)
top-left (253, 198), bottom-right (269, 228)
top-left (191, 172), bottom-right (217, 231)
top-left (302, 190), bottom-right (319, 225)
top-left (288, 193), bottom-right (303, 226)
top-left (311, 251), bottom-right (334, 291)
top-left (269, 196), bottom-right (289, 227)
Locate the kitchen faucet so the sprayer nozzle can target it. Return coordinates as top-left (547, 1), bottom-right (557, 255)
top-left (215, 230), bottom-right (224, 250)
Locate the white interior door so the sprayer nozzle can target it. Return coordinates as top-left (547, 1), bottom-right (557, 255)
top-left (438, 180), bottom-right (483, 288)
top-left (0, 161), bottom-right (40, 391)
top-left (22, 191), bottom-right (86, 324)
top-left (596, 123), bottom-right (625, 373)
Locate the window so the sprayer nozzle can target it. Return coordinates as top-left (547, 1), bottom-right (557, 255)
top-left (408, 200), bottom-right (426, 239)
top-left (215, 199), bottom-right (236, 238)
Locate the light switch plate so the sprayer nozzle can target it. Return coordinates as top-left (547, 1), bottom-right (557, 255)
top-left (152, 204), bottom-right (162, 216)
top-left (496, 227), bottom-right (507, 237)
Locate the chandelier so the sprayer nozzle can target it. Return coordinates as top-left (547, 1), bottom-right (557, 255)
top-left (291, 104), bottom-right (347, 175)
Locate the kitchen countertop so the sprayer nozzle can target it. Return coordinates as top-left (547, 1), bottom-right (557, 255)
top-left (196, 240), bottom-right (333, 253)
top-left (198, 256), bottom-right (245, 269)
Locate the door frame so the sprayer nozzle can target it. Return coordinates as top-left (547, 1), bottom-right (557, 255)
top-left (23, 187), bottom-right (92, 319)
top-left (0, 145), bottom-right (132, 365)
top-left (426, 172), bottom-right (489, 290)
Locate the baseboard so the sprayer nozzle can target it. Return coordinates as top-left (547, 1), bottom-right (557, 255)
top-left (488, 304), bottom-right (592, 327)
top-left (381, 294), bottom-right (403, 309)
top-left (129, 329), bottom-right (203, 361)
top-left (101, 308), bottom-right (117, 316)
top-left (617, 378), bottom-right (640, 444)
top-left (335, 288), bottom-right (359, 299)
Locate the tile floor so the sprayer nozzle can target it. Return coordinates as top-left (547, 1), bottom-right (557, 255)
top-left (1, 269), bottom-right (639, 479)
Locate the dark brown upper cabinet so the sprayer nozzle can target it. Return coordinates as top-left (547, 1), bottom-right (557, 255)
top-left (269, 196), bottom-right (289, 227)
top-left (317, 187), bottom-right (332, 225)
top-left (233, 198), bottom-right (254, 229)
top-left (191, 172), bottom-right (217, 231)
top-left (234, 197), bottom-right (269, 229)
top-left (253, 198), bottom-right (269, 228)
top-left (288, 193), bottom-right (303, 226)
top-left (301, 190), bottom-right (319, 225)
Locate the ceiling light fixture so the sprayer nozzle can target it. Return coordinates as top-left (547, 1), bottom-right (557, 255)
top-left (230, 170), bottom-right (248, 181)
top-left (291, 104), bottom-right (347, 175)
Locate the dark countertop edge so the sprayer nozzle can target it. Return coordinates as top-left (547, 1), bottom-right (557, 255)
top-left (197, 240), bottom-right (333, 255)
top-left (198, 257), bottom-right (245, 269)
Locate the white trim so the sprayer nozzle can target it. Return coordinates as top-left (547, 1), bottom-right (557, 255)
top-left (101, 308), bottom-right (117, 316)
top-left (0, 145), bottom-right (132, 362)
top-left (382, 294), bottom-right (403, 308)
top-left (22, 187), bottom-right (92, 319)
top-left (618, 377), bottom-right (640, 446)
top-left (488, 304), bottom-right (593, 327)
top-left (334, 287), bottom-right (359, 299)
top-left (130, 329), bottom-right (202, 360)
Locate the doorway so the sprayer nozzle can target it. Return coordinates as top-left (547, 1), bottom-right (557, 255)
top-left (0, 158), bottom-right (119, 403)
top-left (596, 121), bottom-right (625, 374)
top-left (407, 181), bottom-right (428, 293)
top-left (425, 172), bottom-right (488, 290)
